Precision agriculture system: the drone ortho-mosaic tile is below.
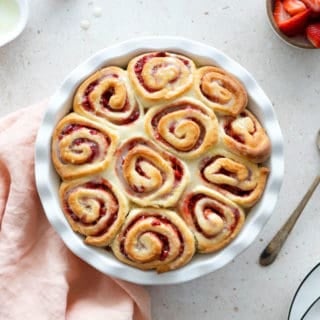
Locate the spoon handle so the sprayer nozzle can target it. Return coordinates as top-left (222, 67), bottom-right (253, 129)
top-left (259, 174), bottom-right (320, 266)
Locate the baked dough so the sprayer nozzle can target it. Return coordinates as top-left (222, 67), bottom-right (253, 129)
top-left (220, 110), bottom-right (271, 163)
top-left (199, 148), bottom-right (269, 207)
top-left (73, 66), bottom-right (141, 126)
top-left (144, 97), bottom-right (219, 159)
top-left (52, 113), bottom-right (118, 180)
top-left (127, 51), bottom-right (195, 107)
top-left (112, 208), bottom-right (195, 272)
top-left (60, 176), bottom-right (129, 246)
top-left (179, 186), bottom-right (245, 253)
top-left (115, 137), bottom-right (189, 208)
top-left (51, 51), bottom-right (271, 272)
top-left (194, 66), bottom-right (248, 116)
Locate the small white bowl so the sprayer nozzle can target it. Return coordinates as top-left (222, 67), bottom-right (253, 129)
top-left (0, 0), bottom-right (29, 48)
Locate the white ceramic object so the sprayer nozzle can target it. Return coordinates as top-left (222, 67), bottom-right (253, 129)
top-left (288, 263), bottom-right (320, 320)
top-left (34, 37), bottom-right (284, 285)
top-left (0, 0), bottom-right (29, 47)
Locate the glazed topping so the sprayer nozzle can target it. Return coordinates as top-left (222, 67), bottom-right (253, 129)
top-left (133, 52), bottom-right (193, 93)
top-left (145, 99), bottom-right (218, 159)
top-left (201, 72), bottom-right (240, 105)
top-left (115, 137), bottom-right (188, 207)
top-left (200, 155), bottom-right (254, 197)
top-left (223, 112), bottom-right (258, 145)
top-left (58, 124), bottom-right (110, 165)
top-left (119, 214), bottom-right (184, 262)
top-left (74, 67), bottom-right (140, 125)
top-left (52, 52), bottom-right (272, 272)
top-left (151, 105), bottom-right (205, 150)
top-left (195, 66), bottom-right (247, 116)
top-left (63, 180), bottom-right (119, 234)
top-left (185, 193), bottom-right (240, 238)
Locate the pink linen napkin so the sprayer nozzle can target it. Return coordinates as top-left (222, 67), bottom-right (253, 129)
top-left (0, 102), bottom-right (151, 320)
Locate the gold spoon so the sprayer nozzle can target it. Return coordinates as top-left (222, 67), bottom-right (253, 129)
top-left (260, 130), bottom-right (320, 266)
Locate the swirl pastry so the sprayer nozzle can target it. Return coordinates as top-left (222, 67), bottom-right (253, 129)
top-left (194, 66), bottom-right (248, 116)
top-left (127, 51), bottom-right (195, 107)
top-left (111, 208), bottom-right (195, 272)
top-left (179, 186), bottom-right (245, 253)
top-left (200, 148), bottom-right (269, 207)
top-left (220, 110), bottom-right (271, 163)
top-left (73, 66), bottom-right (141, 126)
top-left (115, 137), bottom-right (189, 208)
top-left (52, 52), bottom-right (272, 273)
top-left (52, 113), bottom-right (118, 180)
top-left (60, 177), bottom-right (128, 246)
top-left (144, 98), bottom-right (219, 159)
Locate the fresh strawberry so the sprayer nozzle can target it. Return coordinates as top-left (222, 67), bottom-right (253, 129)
top-left (278, 8), bottom-right (311, 36)
top-left (306, 22), bottom-right (320, 47)
top-left (300, 0), bottom-right (320, 13)
top-left (273, 0), bottom-right (291, 25)
top-left (283, 0), bottom-right (307, 15)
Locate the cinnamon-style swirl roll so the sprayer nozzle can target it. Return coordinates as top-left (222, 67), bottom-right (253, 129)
top-left (73, 66), bottom-right (141, 126)
top-left (220, 110), bottom-right (271, 163)
top-left (200, 149), bottom-right (269, 208)
top-left (52, 113), bottom-right (118, 180)
top-left (60, 177), bottom-right (128, 246)
top-left (179, 187), bottom-right (245, 253)
top-left (115, 137), bottom-right (189, 208)
top-left (127, 51), bottom-right (195, 107)
top-left (111, 208), bottom-right (196, 272)
top-left (194, 66), bottom-right (247, 116)
top-left (144, 98), bottom-right (219, 159)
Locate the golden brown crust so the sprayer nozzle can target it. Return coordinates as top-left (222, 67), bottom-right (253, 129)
top-left (194, 66), bottom-right (248, 116)
top-left (220, 110), bottom-right (271, 163)
top-left (111, 208), bottom-right (196, 272)
top-left (115, 137), bottom-right (190, 208)
top-left (59, 177), bottom-right (129, 246)
top-left (199, 148), bottom-right (269, 207)
top-left (179, 186), bottom-right (245, 253)
top-left (73, 66), bottom-right (141, 126)
top-left (144, 97), bottom-right (219, 159)
top-left (51, 113), bottom-right (118, 180)
top-left (50, 52), bottom-right (272, 273)
top-left (127, 51), bottom-right (195, 107)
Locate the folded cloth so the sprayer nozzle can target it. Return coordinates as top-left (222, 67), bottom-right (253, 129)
top-left (0, 102), bottom-right (151, 320)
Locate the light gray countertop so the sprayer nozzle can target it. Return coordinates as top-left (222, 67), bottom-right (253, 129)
top-left (1, 1), bottom-right (319, 319)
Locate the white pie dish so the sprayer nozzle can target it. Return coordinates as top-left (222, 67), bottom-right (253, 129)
top-left (34, 37), bottom-right (284, 285)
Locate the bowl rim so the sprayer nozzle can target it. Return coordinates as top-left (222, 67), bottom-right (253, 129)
top-left (35, 36), bottom-right (284, 285)
top-left (288, 262), bottom-right (320, 319)
top-left (265, 0), bottom-right (316, 49)
top-left (0, 0), bottom-right (29, 48)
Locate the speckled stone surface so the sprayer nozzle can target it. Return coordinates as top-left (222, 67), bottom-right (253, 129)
top-left (1, 1), bottom-right (319, 319)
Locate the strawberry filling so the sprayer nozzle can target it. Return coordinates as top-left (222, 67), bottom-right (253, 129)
top-left (64, 180), bottom-right (119, 234)
top-left (199, 156), bottom-right (253, 197)
top-left (184, 193), bottom-right (241, 238)
top-left (134, 52), bottom-right (190, 92)
top-left (119, 214), bottom-right (184, 261)
top-left (150, 104), bottom-right (207, 152)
